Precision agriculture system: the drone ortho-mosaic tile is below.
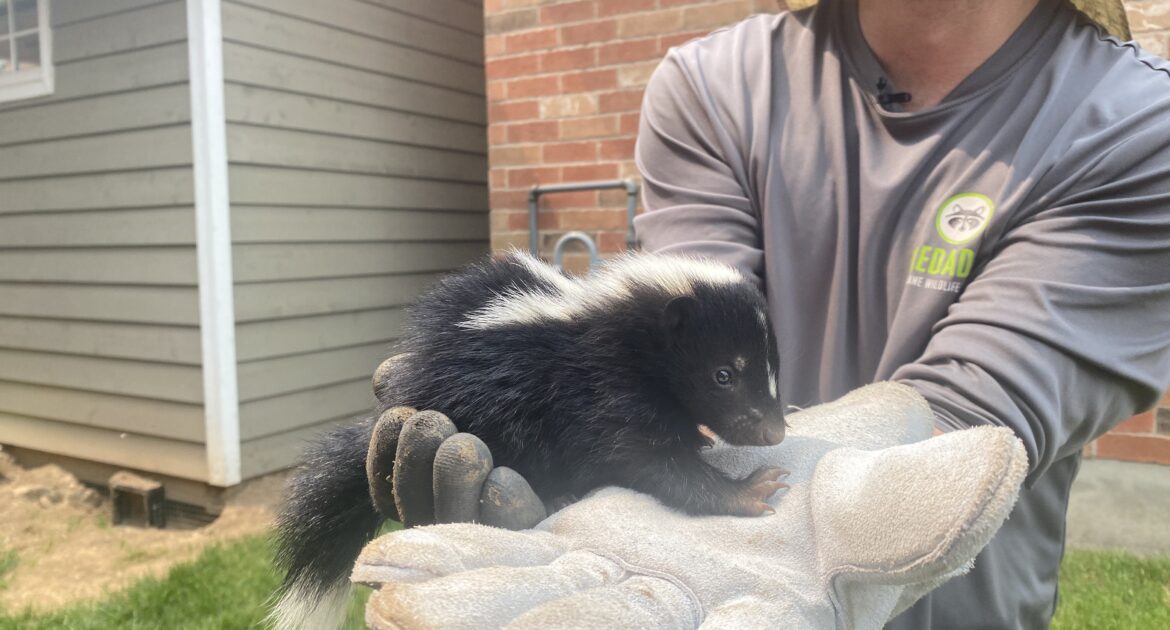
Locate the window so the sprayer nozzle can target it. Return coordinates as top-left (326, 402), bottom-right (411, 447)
top-left (0, 0), bottom-right (52, 103)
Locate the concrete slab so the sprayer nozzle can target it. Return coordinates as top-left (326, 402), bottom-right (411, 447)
top-left (1066, 459), bottom-right (1170, 556)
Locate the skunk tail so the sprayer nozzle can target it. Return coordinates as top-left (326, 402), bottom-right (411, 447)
top-left (270, 419), bottom-right (381, 630)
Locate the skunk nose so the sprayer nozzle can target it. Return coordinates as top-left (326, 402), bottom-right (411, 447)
top-left (760, 421), bottom-right (785, 446)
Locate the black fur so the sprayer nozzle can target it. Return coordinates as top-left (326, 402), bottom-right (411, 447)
top-left (273, 252), bottom-right (785, 625)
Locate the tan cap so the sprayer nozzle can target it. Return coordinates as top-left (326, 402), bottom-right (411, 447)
top-left (785, 0), bottom-right (1131, 40)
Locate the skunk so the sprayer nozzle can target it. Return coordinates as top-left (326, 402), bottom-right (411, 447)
top-left (271, 251), bottom-right (787, 629)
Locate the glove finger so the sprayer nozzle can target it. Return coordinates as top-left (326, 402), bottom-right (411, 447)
top-left (364, 550), bottom-right (623, 630)
top-left (479, 466), bottom-right (547, 530)
top-left (373, 353), bottom-right (412, 404)
top-left (811, 425), bottom-right (1026, 586)
top-left (367, 406), bottom-right (417, 521)
top-left (506, 574), bottom-right (699, 630)
top-left (433, 433), bottom-right (493, 524)
top-left (393, 411), bottom-right (457, 528)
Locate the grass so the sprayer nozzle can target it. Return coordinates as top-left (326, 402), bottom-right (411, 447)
top-left (0, 536), bottom-right (371, 630)
top-left (0, 534), bottom-right (1165, 629)
top-left (0, 550), bottom-right (18, 590)
top-left (1050, 549), bottom-right (1170, 630)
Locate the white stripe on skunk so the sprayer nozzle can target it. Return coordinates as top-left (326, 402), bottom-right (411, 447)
top-left (460, 251), bottom-right (748, 330)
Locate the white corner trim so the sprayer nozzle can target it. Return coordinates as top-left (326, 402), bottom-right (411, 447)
top-left (187, 0), bottom-right (241, 486)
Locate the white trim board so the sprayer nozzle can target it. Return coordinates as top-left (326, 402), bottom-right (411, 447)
top-left (187, 0), bottom-right (241, 486)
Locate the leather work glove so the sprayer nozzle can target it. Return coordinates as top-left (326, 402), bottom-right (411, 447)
top-left (366, 355), bottom-right (547, 531)
top-left (354, 376), bottom-right (1028, 629)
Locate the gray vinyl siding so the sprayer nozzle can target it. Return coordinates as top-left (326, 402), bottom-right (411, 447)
top-left (0, 1), bottom-right (206, 479)
top-left (222, 0), bottom-right (489, 475)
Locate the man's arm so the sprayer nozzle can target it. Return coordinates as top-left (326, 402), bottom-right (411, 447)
top-left (634, 48), bottom-right (766, 285)
top-left (893, 133), bottom-right (1170, 482)
top-left (634, 41), bottom-right (1170, 484)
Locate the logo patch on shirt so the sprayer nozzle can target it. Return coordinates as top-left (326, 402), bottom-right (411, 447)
top-left (935, 193), bottom-right (995, 244)
top-left (906, 193), bottom-right (996, 293)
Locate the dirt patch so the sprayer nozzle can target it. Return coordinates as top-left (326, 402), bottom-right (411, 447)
top-left (0, 448), bottom-right (286, 613)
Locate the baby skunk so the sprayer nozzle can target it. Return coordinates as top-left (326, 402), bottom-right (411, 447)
top-left (271, 251), bottom-right (787, 629)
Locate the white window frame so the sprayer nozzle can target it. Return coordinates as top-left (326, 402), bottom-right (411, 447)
top-left (0, 0), bottom-right (53, 103)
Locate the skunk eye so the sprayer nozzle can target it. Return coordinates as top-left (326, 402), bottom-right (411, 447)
top-left (713, 368), bottom-right (733, 387)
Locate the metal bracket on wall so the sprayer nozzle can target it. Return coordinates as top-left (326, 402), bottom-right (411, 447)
top-left (528, 178), bottom-right (640, 271)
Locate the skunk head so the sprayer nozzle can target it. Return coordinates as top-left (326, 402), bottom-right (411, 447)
top-left (657, 282), bottom-right (785, 447)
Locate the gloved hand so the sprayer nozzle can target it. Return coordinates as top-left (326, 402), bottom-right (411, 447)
top-left (366, 355), bottom-right (547, 530)
top-left (352, 382), bottom-right (1028, 629)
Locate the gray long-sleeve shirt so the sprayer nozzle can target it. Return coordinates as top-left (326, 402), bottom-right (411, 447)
top-left (633, 0), bottom-right (1170, 627)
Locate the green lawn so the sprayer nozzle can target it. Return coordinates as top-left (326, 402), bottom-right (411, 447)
top-left (1, 536), bottom-right (1166, 629)
top-left (1050, 549), bottom-right (1170, 630)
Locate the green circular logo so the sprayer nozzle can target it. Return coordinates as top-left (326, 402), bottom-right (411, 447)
top-left (935, 193), bottom-right (995, 245)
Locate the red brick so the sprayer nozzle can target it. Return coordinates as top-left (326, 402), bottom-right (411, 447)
top-left (561, 20), bottom-right (617, 46)
top-left (618, 59), bottom-right (661, 87)
top-left (618, 9), bottom-right (684, 38)
top-left (488, 80), bottom-right (508, 102)
top-left (508, 166), bottom-right (562, 188)
top-left (485, 34), bottom-right (506, 57)
top-left (509, 209), bottom-right (559, 230)
top-left (597, 38), bottom-right (659, 65)
top-left (557, 250), bottom-right (595, 275)
top-left (507, 120), bottom-right (560, 143)
top-left (486, 9), bottom-right (539, 35)
top-left (491, 168), bottom-right (508, 187)
top-left (598, 0), bottom-right (657, 16)
top-left (490, 189), bottom-right (530, 211)
top-left (490, 209), bottom-right (511, 232)
top-left (540, 94), bottom-right (598, 118)
top-left (486, 54), bottom-right (541, 80)
top-left (599, 138), bottom-right (636, 160)
top-left (489, 124), bottom-right (507, 144)
top-left (1095, 433), bottom-right (1170, 465)
top-left (620, 112), bottom-right (641, 134)
top-left (1113, 410), bottom-right (1156, 434)
top-left (659, 30), bottom-right (710, 52)
top-left (508, 75), bottom-right (560, 99)
top-left (489, 100), bottom-right (540, 122)
top-left (600, 188), bottom-right (632, 207)
top-left (541, 1), bottom-right (594, 24)
top-left (543, 141), bottom-right (598, 163)
top-left (563, 162), bottom-right (620, 181)
top-left (489, 144), bottom-right (542, 167)
top-left (599, 89), bottom-right (644, 113)
top-left (561, 69), bottom-right (618, 93)
top-left (557, 209), bottom-right (629, 230)
top-left (683, 0), bottom-right (753, 30)
top-left (542, 47), bottom-right (597, 72)
top-left (505, 28), bottom-right (559, 53)
top-left (561, 115), bottom-right (620, 139)
top-left (492, 232), bottom-right (531, 252)
top-left (598, 230), bottom-right (631, 253)
top-left (542, 190), bottom-right (601, 209)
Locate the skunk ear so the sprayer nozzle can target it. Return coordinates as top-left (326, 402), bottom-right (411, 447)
top-left (661, 295), bottom-right (699, 341)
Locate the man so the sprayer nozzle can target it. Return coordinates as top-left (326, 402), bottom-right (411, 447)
top-left (382, 0), bottom-right (1170, 627)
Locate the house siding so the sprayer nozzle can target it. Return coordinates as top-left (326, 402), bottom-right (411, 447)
top-left (0, 0), bottom-right (207, 480)
top-left (221, 0), bottom-right (490, 475)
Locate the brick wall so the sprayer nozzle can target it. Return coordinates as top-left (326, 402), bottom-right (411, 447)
top-left (1126, 0), bottom-right (1170, 56)
top-left (482, 0), bottom-right (1170, 464)
top-left (484, 0), bottom-right (783, 269)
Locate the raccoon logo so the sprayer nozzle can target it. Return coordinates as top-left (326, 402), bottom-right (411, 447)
top-left (935, 193), bottom-right (995, 245)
